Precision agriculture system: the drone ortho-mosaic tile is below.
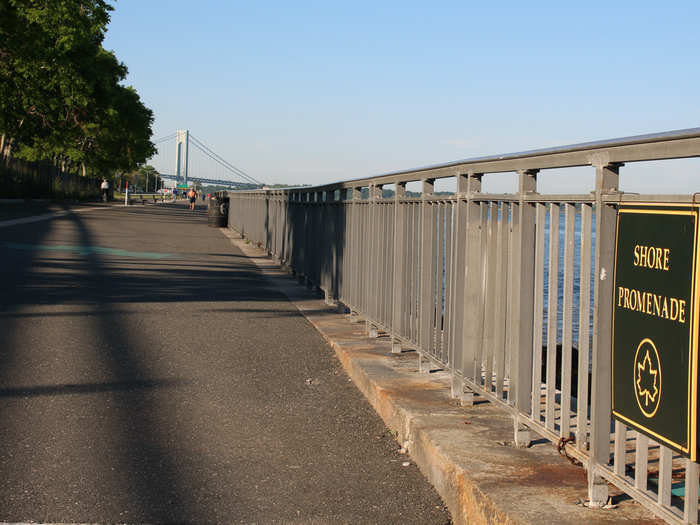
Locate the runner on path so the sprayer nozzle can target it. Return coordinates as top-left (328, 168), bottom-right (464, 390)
top-left (187, 187), bottom-right (197, 211)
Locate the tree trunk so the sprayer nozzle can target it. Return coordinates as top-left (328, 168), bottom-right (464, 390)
top-left (1, 135), bottom-right (14, 161)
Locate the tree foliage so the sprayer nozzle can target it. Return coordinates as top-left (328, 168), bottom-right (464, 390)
top-left (114, 164), bottom-right (163, 193)
top-left (0, 0), bottom-right (155, 176)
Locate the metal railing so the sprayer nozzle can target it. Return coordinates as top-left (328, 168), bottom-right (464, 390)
top-left (0, 156), bottom-right (101, 200)
top-left (227, 127), bottom-right (700, 524)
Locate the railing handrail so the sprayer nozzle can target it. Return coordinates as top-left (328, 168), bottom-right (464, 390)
top-left (231, 127), bottom-right (700, 194)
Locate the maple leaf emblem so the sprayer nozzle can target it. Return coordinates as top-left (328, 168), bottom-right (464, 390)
top-left (636, 349), bottom-right (659, 407)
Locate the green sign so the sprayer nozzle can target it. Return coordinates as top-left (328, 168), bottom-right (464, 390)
top-left (612, 203), bottom-right (699, 460)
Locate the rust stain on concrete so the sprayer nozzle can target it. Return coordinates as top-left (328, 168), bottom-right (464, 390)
top-left (516, 463), bottom-right (586, 488)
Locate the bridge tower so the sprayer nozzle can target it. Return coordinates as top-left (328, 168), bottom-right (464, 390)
top-left (175, 129), bottom-right (190, 186)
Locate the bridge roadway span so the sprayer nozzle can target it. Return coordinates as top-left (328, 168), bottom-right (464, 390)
top-left (0, 201), bottom-right (450, 524)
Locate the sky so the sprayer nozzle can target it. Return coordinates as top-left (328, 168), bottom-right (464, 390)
top-left (103, 1), bottom-right (700, 194)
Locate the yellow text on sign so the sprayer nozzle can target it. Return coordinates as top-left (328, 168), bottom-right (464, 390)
top-left (617, 287), bottom-right (686, 324)
top-left (633, 244), bottom-right (670, 271)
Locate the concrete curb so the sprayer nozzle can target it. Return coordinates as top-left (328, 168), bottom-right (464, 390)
top-left (220, 228), bottom-right (663, 525)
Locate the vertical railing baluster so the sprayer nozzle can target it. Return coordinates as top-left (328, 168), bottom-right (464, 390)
top-left (613, 420), bottom-right (626, 477)
top-left (368, 185), bottom-right (382, 335)
top-left (314, 192), bottom-right (322, 285)
top-left (532, 203), bottom-right (546, 423)
top-left (483, 202), bottom-right (497, 392)
top-left (392, 183), bottom-right (407, 352)
top-left (476, 201), bottom-right (489, 388)
top-left (561, 202), bottom-right (575, 437)
top-left (285, 192), bottom-right (293, 268)
top-left (444, 200), bottom-right (454, 369)
top-left (325, 190), bottom-right (336, 305)
top-left (545, 203), bottom-right (560, 431)
top-left (407, 202), bottom-right (414, 343)
top-left (351, 187), bottom-right (362, 313)
top-left (377, 200), bottom-right (385, 325)
top-left (363, 194), bottom-right (371, 316)
top-left (406, 202), bottom-right (413, 343)
top-left (375, 196), bottom-right (384, 327)
top-left (383, 202), bottom-right (391, 327)
top-left (451, 174), bottom-right (469, 398)
top-left (419, 179), bottom-right (436, 369)
top-left (435, 203), bottom-right (445, 360)
top-left (494, 201), bottom-right (507, 399)
top-left (413, 201), bottom-right (421, 345)
top-left (658, 446), bottom-right (672, 507)
top-left (634, 432), bottom-right (648, 491)
top-left (685, 459), bottom-right (699, 524)
top-left (506, 202), bottom-right (515, 402)
top-left (576, 203), bottom-right (593, 451)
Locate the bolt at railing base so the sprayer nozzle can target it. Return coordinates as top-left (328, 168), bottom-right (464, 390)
top-left (513, 417), bottom-right (531, 448)
top-left (451, 376), bottom-right (467, 399)
top-left (460, 390), bottom-right (474, 407)
top-left (334, 303), bottom-right (348, 314)
top-left (366, 321), bottom-right (379, 338)
top-left (348, 312), bottom-right (363, 324)
top-left (324, 291), bottom-right (337, 307)
top-left (418, 353), bottom-right (430, 373)
top-left (587, 473), bottom-right (609, 508)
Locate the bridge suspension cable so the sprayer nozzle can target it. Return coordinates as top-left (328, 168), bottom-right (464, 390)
top-left (188, 133), bottom-right (262, 186)
top-left (153, 133), bottom-right (177, 144)
top-left (147, 129), bottom-right (263, 188)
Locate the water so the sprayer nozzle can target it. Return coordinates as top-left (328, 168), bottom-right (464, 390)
top-left (436, 203), bottom-right (596, 351)
top-left (542, 207), bottom-right (596, 350)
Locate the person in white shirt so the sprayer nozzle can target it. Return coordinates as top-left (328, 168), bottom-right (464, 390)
top-left (101, 178), bottom-right (110, 202)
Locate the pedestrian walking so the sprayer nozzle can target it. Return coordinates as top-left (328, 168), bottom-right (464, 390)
top-left (101, 178), bottom-right (110, 202)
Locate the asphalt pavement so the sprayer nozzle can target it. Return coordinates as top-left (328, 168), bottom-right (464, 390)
top-left (0, 200), bottom-right (451, 524)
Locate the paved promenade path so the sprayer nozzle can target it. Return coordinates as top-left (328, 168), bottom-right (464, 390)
top-left (0, 201), bottom-right (451, 524)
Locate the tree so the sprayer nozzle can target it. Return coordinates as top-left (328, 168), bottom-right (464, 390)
top-left (0, 0), bottom-right (155, 176)
top-left (137, 164), bottom-right (158, 192)
top-left (0, 1), bottom-right (112, 159)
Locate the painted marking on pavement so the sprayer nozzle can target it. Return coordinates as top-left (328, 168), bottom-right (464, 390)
top-left (2, 242), bottom-right (174, 259)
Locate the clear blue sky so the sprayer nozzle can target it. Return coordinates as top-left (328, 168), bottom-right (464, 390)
top-left (103, 1), bottom-right (700, 193)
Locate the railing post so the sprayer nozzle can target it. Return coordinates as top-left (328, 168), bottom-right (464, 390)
top-left (588, 162), bottom-right (621, 507)
top-left (460, 173), bottom-right (483, 404)
top-left (419, 178), bottom-right (435, 372)
top-left (299, 192), bottom-right (309, 285)
top-left (325, 189), bottom-right (338, 306)
top-left (366, 184), bottom-right (382, 337)
top-left (264, 189), bottom-right (271, 253)
top-left (511, 169), bottom-right (538, 446)
top-left (286, 191), bottom-right (297, 272)
top-left (449, 173), bottom-right (469, 396)
top-left (281, 190), bottom-right (289, 267)
top-left (348, 187), bottom-right (363, 320)
top-left (391, 182), bottom-right (407, 353)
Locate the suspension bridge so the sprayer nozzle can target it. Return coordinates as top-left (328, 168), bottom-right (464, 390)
top-left (149, 130), bottom-right (264, 189)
